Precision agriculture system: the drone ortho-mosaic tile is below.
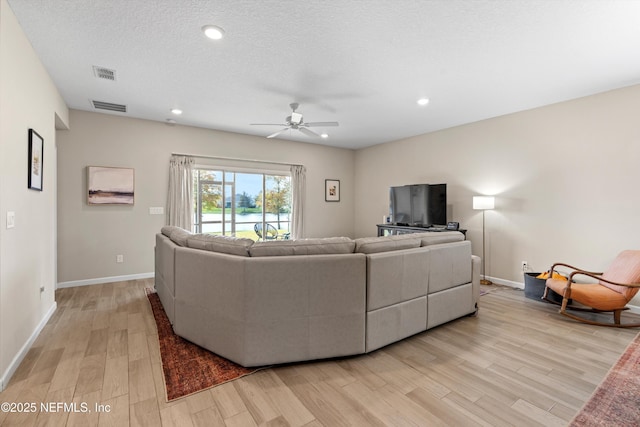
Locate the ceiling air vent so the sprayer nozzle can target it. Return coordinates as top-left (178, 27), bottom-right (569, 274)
top-left (93, 66), bottom-right (116, 81)
top-left (92, 100), bottom-right (127, 113)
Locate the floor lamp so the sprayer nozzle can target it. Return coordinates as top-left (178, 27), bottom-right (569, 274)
top-left (473, 196), bottom-right (495, 285)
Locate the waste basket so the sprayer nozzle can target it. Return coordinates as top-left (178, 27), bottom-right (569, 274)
top-left (524, 272), bottom-right (568, 304)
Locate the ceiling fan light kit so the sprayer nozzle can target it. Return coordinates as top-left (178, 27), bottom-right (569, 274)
top-left (251, 103), bottom-right (339, 139)
top-left (290, 112), bottom-right (303, 124)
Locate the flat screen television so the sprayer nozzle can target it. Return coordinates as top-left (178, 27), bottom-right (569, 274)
top-left (389, 183), bottom-right (446, 227)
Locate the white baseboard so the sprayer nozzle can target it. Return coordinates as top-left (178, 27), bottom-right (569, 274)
top-left (57, 272), bottom-right (155, 289)
top-left (486, 275), bottom-right (640, 315)
top-left (486, 275), bottom-right (524, 290)
top-left (0, 302), bottom-right (57, 392)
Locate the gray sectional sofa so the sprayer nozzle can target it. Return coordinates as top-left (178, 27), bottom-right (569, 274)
top-left (155, 226), bottom-right (480, 367)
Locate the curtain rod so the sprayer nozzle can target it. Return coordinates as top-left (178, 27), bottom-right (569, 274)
top-left (171, 152), bottom-right (304, 168)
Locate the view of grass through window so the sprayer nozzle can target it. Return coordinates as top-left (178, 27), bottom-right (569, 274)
top-left (193, 169), bottom-right (291, 241)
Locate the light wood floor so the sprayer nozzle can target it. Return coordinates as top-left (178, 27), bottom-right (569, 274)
top-left (1, 280), bottom-right (638, 427)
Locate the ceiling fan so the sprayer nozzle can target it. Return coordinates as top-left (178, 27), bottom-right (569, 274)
top-left (250, 103), bottom-right (339, 139)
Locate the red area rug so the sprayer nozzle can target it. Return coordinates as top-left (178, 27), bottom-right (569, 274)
top-left (570, 332), bottom-right (640, 426)
top-left (146, 290), bottom-right (261, 401)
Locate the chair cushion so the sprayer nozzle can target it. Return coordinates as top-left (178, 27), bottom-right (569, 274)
top-left (250, 237), bottom-right (355, 257)
top-left (601, 250), bottom-right (640, 301)
top-left (161, 226), bottom-right (192, 247)
top-left (354, 234), bottom-right (422, 254)
top-left (546, 279), bottom-right (630, 311)
top-left (186, 234), bottom-right (254, 256)
top-left (419, 231), bottom-right (465, 246)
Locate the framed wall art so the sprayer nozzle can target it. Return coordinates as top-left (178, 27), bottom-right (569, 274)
top-left (87, 166), bottom-right (135, 205)
top-left (325, 179), bottom-right (340, 202)
top-left (28, 129), bottom-right (44, 191)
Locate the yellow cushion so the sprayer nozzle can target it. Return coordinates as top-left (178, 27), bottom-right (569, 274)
top-left (537, 271), bottom-right (567, 281)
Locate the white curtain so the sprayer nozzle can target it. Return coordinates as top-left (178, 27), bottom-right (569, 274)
top-left (290, 165), bottom-right (306, 239)
top-left (167, 155), bottom-right (195, 230)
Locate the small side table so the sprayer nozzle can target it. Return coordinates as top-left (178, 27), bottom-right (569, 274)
top-left (376, 224), bottom-right (466, 238)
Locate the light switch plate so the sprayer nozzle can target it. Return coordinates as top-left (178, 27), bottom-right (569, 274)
top-left (149, 207), bottom-right (164, 215)
top-left (7, 211), bottom-right (15, 229)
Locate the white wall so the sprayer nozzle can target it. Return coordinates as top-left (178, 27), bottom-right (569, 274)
top-left (0, 0), bottom-right (69, 389)
top-left (57, 85), bottom-right (640, 308)
top-left (56, 110), bottom-right (355, 284)
top-left (355, 84), bottom-right (640, 305)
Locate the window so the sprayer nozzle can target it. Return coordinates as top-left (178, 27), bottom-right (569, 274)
top-left (193, 168), bottom-right (291, 241)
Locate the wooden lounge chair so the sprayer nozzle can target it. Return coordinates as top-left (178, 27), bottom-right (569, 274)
top-left (544, 250), bottom-right (640, 327)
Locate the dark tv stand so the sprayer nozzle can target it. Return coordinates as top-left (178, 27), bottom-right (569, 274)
top-left (377, 224), bottom-right (466, 238)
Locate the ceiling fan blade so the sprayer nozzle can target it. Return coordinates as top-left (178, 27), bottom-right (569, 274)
top-left (250, 123), bottom-right (288, 126)
top-left (266, 128), bottom-right (290, 138)
top-left (305, 121), bottom-right (339, 127)
top-left (298, 127), bottom-right (320, 137)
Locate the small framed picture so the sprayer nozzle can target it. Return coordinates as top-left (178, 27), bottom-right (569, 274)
top-left (325, 179), bottom-right (340, 202)
top-left (28, 129), bottom-right (44, 191)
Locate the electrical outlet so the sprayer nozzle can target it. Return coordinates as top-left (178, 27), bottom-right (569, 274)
top-left (116, 254), bottom-right (124, 263)
top-left (521, 261), bottom-right (528, 272)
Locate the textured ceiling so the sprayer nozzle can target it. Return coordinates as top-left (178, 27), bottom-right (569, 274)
top-left (7, 0), bottom-right (640, 149)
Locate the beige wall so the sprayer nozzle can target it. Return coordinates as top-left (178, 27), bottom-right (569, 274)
top-left (4, 1), bottom-right (640, 385)
top-left (56, 110), bottom-right (356, 283)
top-left (58, 84), bottom-right (640, 308)
top-left (355, 84), bottom-right (640, 305)
top-left (0, 0), bottom-right (69, 388)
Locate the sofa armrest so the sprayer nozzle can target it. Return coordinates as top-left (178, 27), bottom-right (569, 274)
top-left (155, 233), bottom-right (177, 324)
top-left (472, 255), bottom-right (481, 306)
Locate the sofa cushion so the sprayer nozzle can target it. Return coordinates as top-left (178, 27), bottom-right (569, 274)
top-left (354, 234), bottom-right (422, 254)
top-left (419, 231), bottom-right (465, 246)
top-left (428, 241), bottom-right (473, 293)
top-left (186, 234), bottom-right (254, 257)
top-left (249, 237), bottom-right (355, 257)
top-left (161, 225), bottom-right (192, 247)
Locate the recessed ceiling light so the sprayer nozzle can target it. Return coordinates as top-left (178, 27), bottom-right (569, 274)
top-left (171, 108), bottom-right (183, 115)
top-left (202, 25), bottom-right (225, 40)
top-left (417, 98), bottom-right (430, 106)
top-left (320, 133), bottom-right (329, 139)
top-left (166, 118), bottom-right (176, 125)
